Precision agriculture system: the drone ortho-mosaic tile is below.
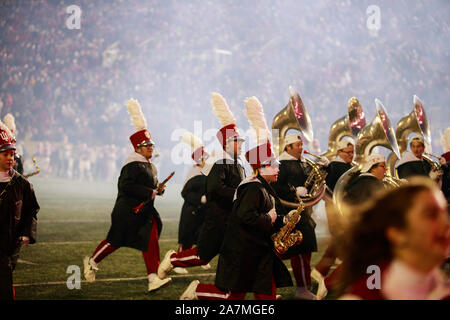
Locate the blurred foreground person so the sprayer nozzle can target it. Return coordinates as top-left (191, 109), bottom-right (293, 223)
top-left (338, 177), bottom-right (450, 300)
top-left (83, 100), bottom-right (171, 292)
top-left (0, 129), bottom-right (39, 300)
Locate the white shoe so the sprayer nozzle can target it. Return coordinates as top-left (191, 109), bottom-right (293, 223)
top-left (148, 275), bottom-right (172, 292)
top-left (295, 286), bottom-right (317, 300)
top-left (83, 256), bottom-right (98, 282)
top-left (200, 263), bottom-right (211, 270)
top-left (311, 268), bottom-right (328, 300)
top-left (180, 280), bottom-right (199, 300)
top-left (173, 267), bottom-right (189, 274)
top-left (158, 249), bottom-right (175, 279)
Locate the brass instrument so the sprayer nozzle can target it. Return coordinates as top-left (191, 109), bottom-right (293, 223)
top-left (271, 86), bottom-right (313, 156)
top-left (423, 152), bottom-right (443, 181)
top-left (272, 190), bottom-right (304, 255)
top-left (333, 99), bottom-right (401, 216)
top-left (321, 97), bottom-right (366, 160)
top-left (386, 95), bottom-right (431, 177)
top-left (271, 87), bottom-right (327, 207)
top-left (23, 157), bottom-right (40, 179)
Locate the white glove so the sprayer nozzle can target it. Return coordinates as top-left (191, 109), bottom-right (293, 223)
top-left (283, 209), bottom-right (301, 225)
top-left (200, 195), bottom-right (207, 204)
top-left (296, 186), bottom-right (308, 197)
top-left (318, 156), bottom-right (330, 166)
top-left (267, 208), bottom-right (277, 223)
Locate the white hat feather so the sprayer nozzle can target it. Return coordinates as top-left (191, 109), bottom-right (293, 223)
top-left (211, 92), bottom-right (236, 126)
top-left (126, 98), bottom-right (147, 131)
top-left (244, 96), bottom-right (271, 144)
top-left (441, 127), bottom-right (450, 152)
top-left (181, 131), bottom-right (204, 151)
top-left (3, 113), bottom-right (16, 135)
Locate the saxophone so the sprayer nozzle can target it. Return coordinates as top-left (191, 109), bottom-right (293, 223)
top-left (271, 192), bottom-right (304, 255)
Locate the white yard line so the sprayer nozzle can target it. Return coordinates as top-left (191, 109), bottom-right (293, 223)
top-left (37, 218), bottom-right (180, 223)
top-left (15, 268), bottom-right (301, 287)
top-left (35, 239), bottom-right (178, 245)
top-left (14, 271), bottom-right (218, 287)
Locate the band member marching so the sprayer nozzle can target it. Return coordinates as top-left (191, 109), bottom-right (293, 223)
top-left (179, 96), bottom-right (293, 300)
top-left (271, 133), bottom-right (319, 299)
top-left (176, 132), bottom-right (209, 270)
top-left (396, 136), bottom-right (433, 180)
top-left (158, 92), bottom-right (245, 279)
top-left (83, 99), bottom-right (171, 292)
top-left (0, 127), bottom-right (39, 300)
top-left (2, 114), bottom-right (23, 175)
top-left (344, 153), bottom-right (387, 205)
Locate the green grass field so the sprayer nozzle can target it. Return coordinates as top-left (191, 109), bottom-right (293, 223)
top-left (13, 177), bottom-right (336, 300)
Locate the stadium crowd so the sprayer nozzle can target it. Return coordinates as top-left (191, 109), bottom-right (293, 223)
top-left (0, 0), bottom-right (448, 181)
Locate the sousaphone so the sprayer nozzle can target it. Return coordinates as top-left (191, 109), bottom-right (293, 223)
top-left (271, 86), bottom-right (313, 156)
top-left (386, 95), bottom-right (431, 177)
top-left (333, 99), bottom-right (401, 216)
top-left (321, 97), bottom-right (367, 160)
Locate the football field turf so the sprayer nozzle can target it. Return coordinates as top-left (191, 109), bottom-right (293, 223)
top-left (13, 177), bottom-right (335, 300)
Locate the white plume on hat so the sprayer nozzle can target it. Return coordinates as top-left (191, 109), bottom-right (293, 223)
top-left (3, 113), bottom-right (16, 135)
top-left (126, 98), bottom-right (147, 131)
top-left (211, 92), bottom-right (236, 126)
top-left (441, 127), bottom-right (450, 153)
top-left (181, 131), bottom-right (204, 150)
top-left (0, 118), bottom-right (15, 141)
top-left (244, 96), bottom-right (271, 144)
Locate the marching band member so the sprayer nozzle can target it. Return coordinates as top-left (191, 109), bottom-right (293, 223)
top-left (325, 140), bottom-right (355, 193)
top-left (396, 136), bottom-right (432, 180)
top-left (158, 93), bottom-right (245, 279)
top-left (271, 133), bottom-right (318, 300)
top-left (311, 139), bottom-right (355, 299)
top-left (3, 114), bottom-right (23, 175)
top-left (338, 178), bottom-right (450, 300)
top-left (0, 128), bottom-right (39, 300)
top-left (344, 153), bottom-right (387, 206)
top-left (177, 133), bottom-right (209, 253)
top-left (179, 96), bottom-right (292, 300)
top-left (440, 127), bottom-right (450, 202)
top-left (83, 99), bottom-right (171, 292)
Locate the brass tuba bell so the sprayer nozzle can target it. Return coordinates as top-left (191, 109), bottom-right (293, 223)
top-left (321, 97), bottom-right (366, 160)
top-left (333, 99), bottom-right (401, 216)
top-left (271, 86), bottom-right (313, 156)
top-left (386, 95), bottom-right (432, 177)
